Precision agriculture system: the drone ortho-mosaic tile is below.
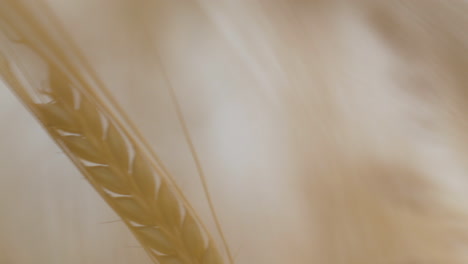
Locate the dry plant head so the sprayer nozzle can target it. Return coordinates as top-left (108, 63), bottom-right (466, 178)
top-left (0, 0), bottom-right (468, 263)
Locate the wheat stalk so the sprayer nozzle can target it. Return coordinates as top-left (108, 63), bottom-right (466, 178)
top-left (0, 2), bottom-right (225, 264)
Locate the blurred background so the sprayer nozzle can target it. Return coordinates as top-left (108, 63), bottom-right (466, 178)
top-left (1, 0), bottom-right (468, 263)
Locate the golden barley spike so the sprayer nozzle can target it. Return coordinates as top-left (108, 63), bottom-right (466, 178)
top-left (0, 2), bottom-right (225, 263)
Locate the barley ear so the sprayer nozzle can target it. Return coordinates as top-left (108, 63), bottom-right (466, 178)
top-left (0, 2), bottom-right (226, 263)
